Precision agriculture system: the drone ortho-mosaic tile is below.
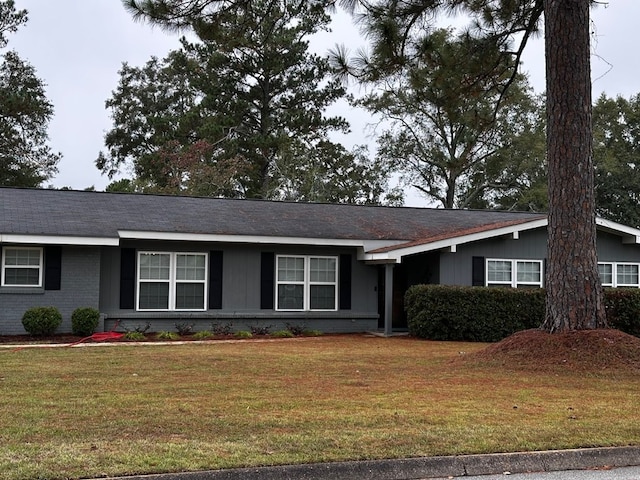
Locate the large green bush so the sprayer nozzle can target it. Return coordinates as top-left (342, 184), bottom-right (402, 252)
top-left (71, 307), bottom-right (100, 336)
top-left (405, 285), bottom-right (640, 342)
top-left (405, 285), bottom-right (544, 342)
top-left (22, 306), bottom-right (63, 336)
top-left (604, 289), bottom-right (640, 336)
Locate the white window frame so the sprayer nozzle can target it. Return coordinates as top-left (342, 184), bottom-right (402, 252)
top-left (275, 255), bottom-right (338, 311)
top-left (598, 262), bottom-right (640, 288)
top-left (1, 246), bottom-right (43, 287)
top-left (136, 251), bottom-right (208, 311)
top-left (486, 259), bottom-right (544, 288)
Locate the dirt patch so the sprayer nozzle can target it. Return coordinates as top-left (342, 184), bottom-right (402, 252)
top-left (464, 328), bottom-right (640, 374)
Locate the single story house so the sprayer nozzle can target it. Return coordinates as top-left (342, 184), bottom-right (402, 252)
top-left (2, 187), bottom-right (640, 336)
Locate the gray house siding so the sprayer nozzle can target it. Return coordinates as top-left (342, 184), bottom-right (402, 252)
top-left (0, 246), bottom-right (101, 334)
top-left (98, 242), bottom-right (379, 333)
top-left (439, 228), bottom-right (549, 286)
top-left (596, 231), bottom-right (640, 263)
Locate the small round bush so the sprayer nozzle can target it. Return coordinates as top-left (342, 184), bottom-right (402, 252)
top-left (71, 307), bottom-right (100, 336)
top-left (22, 306), bottom-right (62, 336)
top-left (234, 330), bottom-right (252, 339)
top-left (193, 330), bottom-right (214, 340)
top-left (271, 330), bottom-right (294, 338)
top-left (157, 331), bottom-right (180, 340)
top-left (124, 331), bottom-right (146, 341)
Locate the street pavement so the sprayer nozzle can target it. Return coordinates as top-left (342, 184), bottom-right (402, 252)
top-left (430, 465), bottom-right (640, 479)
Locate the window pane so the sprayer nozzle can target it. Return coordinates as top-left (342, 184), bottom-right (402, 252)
top-left (310, 285), bottom-right (335, 310)
top-left (277, 257), bottom-right (304, 282)
top-left (488, 261), bottom-right (512, 282)
top-left (598, 264), bottom-right (613, 285)
top-left (175, 283), bottom-right (205, 309)
top-left (176, 254), bottom-right (206, 281)
top-left (4, 268), bottom-right (39, 286)
top-left (310, 257), bottom-right (336, 282)
top-left (277, 284), bottom-right (304, 310)
top-left (139, 253), bottom-right (170, 280)
top-left (617, 264), bottom-right (639, 286)
top-left (516, 261), bottom-right (541, 283)
top-left (4, 248), bottom-right (40, 266)
top-left (139, 282), bottom-right (169, 309)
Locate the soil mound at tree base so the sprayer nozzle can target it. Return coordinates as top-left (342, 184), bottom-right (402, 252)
top-left (466, 328), bottom-right (640, 374)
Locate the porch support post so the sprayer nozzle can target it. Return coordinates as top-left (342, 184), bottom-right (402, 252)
top-left (384, 263), bottom-right (394, 336)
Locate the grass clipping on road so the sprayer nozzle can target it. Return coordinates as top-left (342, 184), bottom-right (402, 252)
top-left (1, 333), bottom-right (639, 480)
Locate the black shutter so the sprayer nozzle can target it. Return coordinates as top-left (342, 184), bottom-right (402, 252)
top-left (44, 246), bottom-right (62, 290)
top-left (260, 252), bottom-right (275, 309)
top-left (472, 256), bottom-right (485, 286)
top-left (209, 251), bottom-right (223, 309)
top-left (119, 248), bottom-right (136, 309)
top-left (339, 253), bottom-right (352, 310)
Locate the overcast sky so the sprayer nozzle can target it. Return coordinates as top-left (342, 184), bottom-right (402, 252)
top-left (7, 1), bottom-right (640, 205)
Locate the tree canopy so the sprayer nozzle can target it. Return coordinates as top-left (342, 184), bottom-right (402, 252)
top-left (104, 0), bottom-right (395, 203)
top-left (0, 0), bottom-right (60, 187)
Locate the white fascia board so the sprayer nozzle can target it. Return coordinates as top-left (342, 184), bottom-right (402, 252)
top-left (118, 230), bottom-right (367, 248)
top-left (0, 234), bottom-right (119, 246)
top-left (362, 218), bottom-right (549, 263)
top-left (596, 217), bottom-right (640, 244)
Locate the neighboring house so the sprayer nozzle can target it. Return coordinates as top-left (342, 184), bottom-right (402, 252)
top-left (2, 187), bottom-right (640, 336)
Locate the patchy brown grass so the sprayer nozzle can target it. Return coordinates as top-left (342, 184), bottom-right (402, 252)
top-left (0, 334), bottom-right (639, 480)
top-left (465, 328), bottom-right (640, 374)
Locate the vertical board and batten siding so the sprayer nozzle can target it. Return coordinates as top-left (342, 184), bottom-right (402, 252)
top-left (98, 242), bottom-right (379, 333)
top-left (0, 246), bottom-right (101, 335)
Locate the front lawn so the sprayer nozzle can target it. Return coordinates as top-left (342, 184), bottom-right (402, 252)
top-left (0, 335), bottom-right (638, 479)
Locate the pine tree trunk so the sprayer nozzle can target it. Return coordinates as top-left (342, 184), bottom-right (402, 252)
top-left (542, 0), bottom-right (607, 332)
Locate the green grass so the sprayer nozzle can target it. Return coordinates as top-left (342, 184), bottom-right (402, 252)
top-left (0, 335), bottom-right (639, 479)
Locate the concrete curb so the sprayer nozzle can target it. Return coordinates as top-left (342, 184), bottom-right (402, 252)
top-left (106, 446), bottom-right (640, 479)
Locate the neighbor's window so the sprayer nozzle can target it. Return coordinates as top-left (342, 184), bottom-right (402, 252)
top-left (1, 247), bottom-right (43, 287)
top-left (137, 252), bottom-right (207, 310)
top-left (487, 259), bottom-right (543, 288)
top-left (598, 262), bottom-right (640, 288)
top-left (276, 255), bottom-right (337, 311)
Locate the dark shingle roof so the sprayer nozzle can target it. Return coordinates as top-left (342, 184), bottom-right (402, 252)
top-left (0, 188), bottom-right (545, 244)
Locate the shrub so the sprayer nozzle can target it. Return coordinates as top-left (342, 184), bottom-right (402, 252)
top-left (22, 307), bottom-right (62, 336)
top-left (211, 322), bottom-right (233, 336)
top-left (174, 322), bottom-right (194, 335)
top-left (405, 285), bottom-right (544, 342)
top-left (406, 285), bottom-right (640, 342)
top-left (71, 307), bottom-right (100, 336)
top-left (303, 330), bottom-right (323, 337)
top-left (250, 324), bottom-right (272, 335)
top-left (124, 331), bottom-right (146, 341)
top-left (604, 289), bottom-right (640, 336)
top-left (234, 330), bottom-right (252, 339)
top-left (157, 331), bottom-right (180, 340)
top-left (193, 330), bottom-right (214, 340)
top-left (285, 322), bottom-right (306, 336)
top-left (123, 322), bottom-right (151, 334)
top-left (271, 330), bottom-right (294, 338)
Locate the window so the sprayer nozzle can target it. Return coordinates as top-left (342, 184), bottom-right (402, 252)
top-left (598, 262), bottom-right (640, 288)
top-left (276, 255), bottom-right (337, 311)
top-left (486, 259), bottom-right (543, 288)
top-left (1, 247), bottom-right (43, 287)
top-left (137, 252), bottom-right (207, 310)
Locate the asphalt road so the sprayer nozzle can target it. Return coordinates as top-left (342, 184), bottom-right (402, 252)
top-left (430, 465), bottom-right (640, 480)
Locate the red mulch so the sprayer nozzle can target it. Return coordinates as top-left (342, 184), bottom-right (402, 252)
top-left (465, 328), bottom-right (640, 374)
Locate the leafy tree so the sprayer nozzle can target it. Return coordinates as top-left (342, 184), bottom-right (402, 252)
top-left (104, 0), bottom-right (392, 203)
top-left (593, 93), bottom-right (640, 228)
top-left (338, 28), bottom-right (543, 209)
top-left (0, 0), bottom-right (60, 187)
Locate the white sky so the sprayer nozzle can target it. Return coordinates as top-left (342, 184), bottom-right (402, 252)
top-left (7, 1), bottom-right (640, 205)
